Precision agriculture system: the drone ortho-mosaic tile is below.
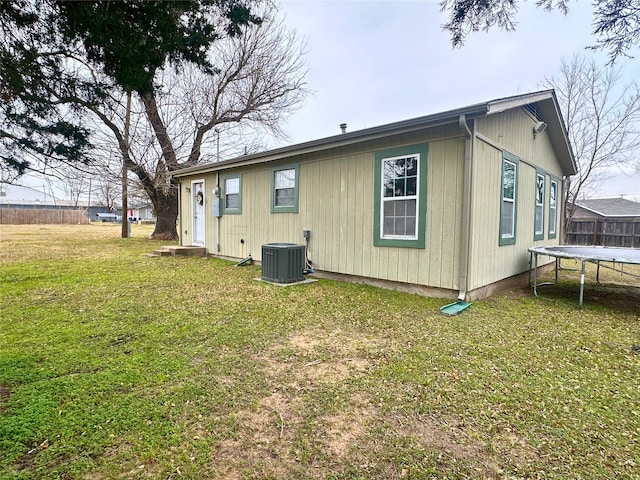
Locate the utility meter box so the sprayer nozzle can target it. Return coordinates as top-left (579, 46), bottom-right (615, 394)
top-left (212, 198), bottom-right (222, 218)
top-left (261, 243), bottom-right (305, 284)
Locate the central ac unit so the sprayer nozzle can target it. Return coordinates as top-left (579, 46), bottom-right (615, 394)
top-left (261, 243), bottom-right (305, 284)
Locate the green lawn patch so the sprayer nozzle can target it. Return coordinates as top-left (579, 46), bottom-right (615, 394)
top-left (1, 225), bottom-right (638, 479)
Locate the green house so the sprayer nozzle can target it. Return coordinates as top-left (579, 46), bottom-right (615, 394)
top-left (172, 90), bottom-right (576, 300)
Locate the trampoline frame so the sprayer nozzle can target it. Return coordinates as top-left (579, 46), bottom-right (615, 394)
top-left (528, 245), bottom-right (640, 308)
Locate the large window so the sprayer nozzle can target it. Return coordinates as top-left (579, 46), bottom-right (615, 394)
top-left (222, 174), bottom-right (242, 214)
top-left (271, 164), bottom-right (299, 213)
top-left (548, 177), bottom-right (558, 239)
top-left (373, 144), bottom-right (427, 248)
top-left (499, 151), bottom-right (519, 245)
top-left (534, 170), bottom-right (545, 240)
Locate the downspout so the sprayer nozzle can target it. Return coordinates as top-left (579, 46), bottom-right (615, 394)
top-left (458, 114), bottom-right (474, 301)
top-left (561, 175), bottom-right (569, 243)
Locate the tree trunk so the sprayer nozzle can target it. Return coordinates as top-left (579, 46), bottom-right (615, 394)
top-left (150, 187), bottom-right (179, 240)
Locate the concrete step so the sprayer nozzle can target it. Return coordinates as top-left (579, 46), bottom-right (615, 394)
top-left (147, 246), bottom-right (206, 257)
top-left (171, 246), bottom-right (206, 257)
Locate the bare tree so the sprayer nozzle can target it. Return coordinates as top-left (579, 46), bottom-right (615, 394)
top-left (79, 10), bottom-right (307, 239)
top-left (540, 55), bottom-right (640, 235)
top-left (95, 176), bottom-right (119, 212)
top-left (58, 165), bottom-right (90, 207)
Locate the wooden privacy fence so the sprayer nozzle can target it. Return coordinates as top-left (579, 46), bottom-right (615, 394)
top-left (0, 208), bottom-right (89, 225)
top-left (567, 218), bottom-right (640, 247)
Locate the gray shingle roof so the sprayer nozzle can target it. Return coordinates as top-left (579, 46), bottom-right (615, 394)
top-left (577, 198), bottom-right (640, 217)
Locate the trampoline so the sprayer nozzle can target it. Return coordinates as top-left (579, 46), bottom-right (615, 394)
top-left (528, 245), bottom-right (640, 308)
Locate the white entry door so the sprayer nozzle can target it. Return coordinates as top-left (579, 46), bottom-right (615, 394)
top-left (192, 180), bottom-right (205, 246)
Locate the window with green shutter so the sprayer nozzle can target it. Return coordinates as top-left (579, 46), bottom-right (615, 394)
top-left (534, 169), bottom-right (546, 240)
top-left (548, 177), bottom-right (558, 239)
top-left (373, 144), bottom-right (427, 248)
top-left (499, 151), bottom-right (519, 246)
top-left (270, 164), bottom-right (299, 213)
top-left (222, 174), bottom-right (242, 214)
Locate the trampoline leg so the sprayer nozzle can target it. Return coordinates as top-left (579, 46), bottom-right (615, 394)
top-left (579, 261), bottom-right (586, 309)
top-left (555, 258), bottom-right (559, 284)
top-left (596, 261), bottom-right (600, 283)
top-left (533, 253), bottom-right (539, 297)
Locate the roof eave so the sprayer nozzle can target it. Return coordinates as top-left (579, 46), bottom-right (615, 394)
top-left (488, 90), bottom-right (577, 177)
top-left (172, 103), bottom-right (489, 178)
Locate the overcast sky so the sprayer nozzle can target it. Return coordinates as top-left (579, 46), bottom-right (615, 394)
top-left (18, 0), bottom-right (639, 201)
top-left (275, 0), bottom-right (640, 199)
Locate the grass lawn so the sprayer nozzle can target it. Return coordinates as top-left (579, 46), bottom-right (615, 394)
top-left (1, 224), bottom-right (639, 479)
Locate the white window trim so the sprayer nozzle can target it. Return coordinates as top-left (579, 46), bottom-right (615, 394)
top-left (549, 178), bottom-right (558, 237)
top-left (380, 153), bottom-right (420, 241)
top-left (501, 158), bottom-right (517, 241)
top-left (535, 172), bottom-right (545, 239)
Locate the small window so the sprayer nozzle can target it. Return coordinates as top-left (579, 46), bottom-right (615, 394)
top-left (271, 164), bottom-right (299, 213)
top-left (373, 144), bottom-right (427, 248)
top-left (534, 170), bottom-right (545, 240)
top-left (222, 175), bottom-right (242, 214)
top-left (549, 178), bottom-right (558, 239)
top-left (499, 152), bottom-right (518, 245)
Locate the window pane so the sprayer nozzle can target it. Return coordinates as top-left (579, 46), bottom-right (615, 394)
top-left (380, 154), bottom-right (420, 240)
top-left (503, 161), bottom-right (515, 200)
top-left (392, 217), bottom-right (404, 235)
top-left (406, 177), bottom-right (417, 196)
top-left (406, 158), bottom-right (418, 176)
top-left (501, 201), bottom-right (514, 237)
top-left (275, 187), bottom-right (295, 206)
top-left (536, 174), bottom-right (544, 204)
top-left (550, 179), bottom-right (558, 235)
top-left (275, 169), bottom-right (295, 188)
top-left (406, 216), bottom-right (416, 236)
top-left (406, 200), bottom-right (416, 216)
top-left (383, 217), bottom-right (394, 236)
top-left (393, 178), bottom-right (406, 197)
top-left (382, 199), bottom-right (417, 238)
top-left (535, 205), bottom-right (544, 234)
top-left (225, 177), bottom-right (239, 195)
top-left (383, 180), bottom-right (394, 198)
top-left (384, 201), bottom-right (394, 216)
top-left (226, 193), bottom-right (240, 209)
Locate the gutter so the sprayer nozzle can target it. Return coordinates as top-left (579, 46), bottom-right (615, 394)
top-left (458, 114), bottom-right (474, 301)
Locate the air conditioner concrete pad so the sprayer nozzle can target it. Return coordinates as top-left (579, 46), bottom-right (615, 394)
top-left (254, 278), bottom-right (318, 287)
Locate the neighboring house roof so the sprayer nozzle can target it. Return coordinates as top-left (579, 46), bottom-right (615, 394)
top-left (172, 89), bottom-right (577, 178)
top-left (0, 183), bottom-right (58, 205)
top-left (576, 198), bottom-right (640, 218)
